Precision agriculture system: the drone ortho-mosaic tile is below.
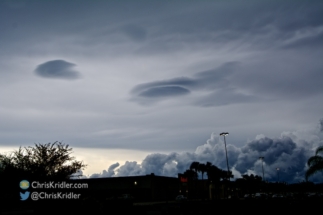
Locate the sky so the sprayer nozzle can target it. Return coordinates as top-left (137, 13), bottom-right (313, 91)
top-left (1, 0), bottom-right (323, 183)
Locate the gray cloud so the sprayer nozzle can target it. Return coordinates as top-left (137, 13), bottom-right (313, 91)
top-left (131, 61), bottom-right (252, 106)
top-left (34, 60), bottom-right (80, 80)
top-left (90, 162), bottom-right (120, 178)
top-left (194, 88), bottom-right (260, 107)
top-left (70, 170), bottom-right (87, 179)
top-left (1, 0), bottom-right (322, 180)
top-left (121, 24), bottom-right (147, 42)
top-left (138, 86), bottom-right (190, 98)
top-left (131, 77), bottom-right (196, 95)
top-left (114, 161), bottom-right (142, 176)
top-left (1, 1), bottom-right (322, 56)
top-left (92, 119), bottom-right (323, 183)
top-left (282, 31), bottom-right (323, 49)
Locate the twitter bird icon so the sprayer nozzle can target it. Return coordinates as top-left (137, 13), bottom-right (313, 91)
top-left (20, 191), bottom-right (30, 201)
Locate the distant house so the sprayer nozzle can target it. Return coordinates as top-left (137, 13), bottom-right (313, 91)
top-left (74, 174), bottom-right (179, 202)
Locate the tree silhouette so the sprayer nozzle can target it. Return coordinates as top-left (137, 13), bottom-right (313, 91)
top-left (306, 145), bottom-right (323, 181)
top-left (198, 163), bottom-right (207, 180)
top-left (241, 174), bottom-right (262, 182)
top-left (186, 161), bottom-right (232, 181)
top-left (183, 169), bottom-right (198, 180)
top-left (206, 164), bottom-right (232, 182)
top-left (235, 174), bottom-right (263, 194)
top-left (182, 162), bottom-right (233, 199)
top-left (0, 141), bottom-right (86, 180)
top-left (206, 161), bottom-right (212, 170)
top-left (206, 165), bottom-right (222, 182)
top-left (190, 161), bottom-right (200, 176)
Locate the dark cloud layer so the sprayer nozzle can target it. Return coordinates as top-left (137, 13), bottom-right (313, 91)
top-left (90, 119), bottom-right (323, 183)
top-left (130, 62), bottom-right (257, 106)
top-left (34, 60), bottom-right (80, 80)
top-left (132, 62), bottom-right (238, 93)
top-left (121, 24), bottom-right (147, 42)
top-left (138, 86), bottom-right (190, 98)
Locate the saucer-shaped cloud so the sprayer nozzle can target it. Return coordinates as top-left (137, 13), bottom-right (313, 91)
top-left (34, 60), bottom-right (80, 79)
top-left (130, 61), bottom-right (260, 106)
top-left (138, 86), bottom-right (190, 98)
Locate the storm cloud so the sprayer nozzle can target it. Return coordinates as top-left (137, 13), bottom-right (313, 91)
top-left (34, 60), bottom-right (80, 80)
top-left (91, 119), bottom-right (323, 183)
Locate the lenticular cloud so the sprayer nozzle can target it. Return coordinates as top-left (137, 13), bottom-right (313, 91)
top-left (34, 60), bottom-right (80, 80)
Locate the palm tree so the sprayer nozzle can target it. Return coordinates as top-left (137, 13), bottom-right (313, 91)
top-left (206, 165), bottom-right (222, 182)
top-left (205, 162), bottom-right (212, 179)
top-left (190, 161), bottom-right (200, 176)
top-left (183, 169), bottom-right (198, 180)
top-left (198, 163), bottom-right (207, 180)
top-left (189, 161), bottom-right (200, 199)
top-left (306, 146), bottom-right (323, 181)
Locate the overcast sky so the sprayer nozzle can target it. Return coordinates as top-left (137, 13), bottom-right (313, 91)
top-left (1, 0), bottom-right (322, 182)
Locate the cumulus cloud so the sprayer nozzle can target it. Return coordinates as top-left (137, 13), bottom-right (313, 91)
top-left (34, 60), bottom-right (80, 80)
top-left (89, 162), bottom-right (120, 178)
top-left (93, 119), bottom-right (323, 183)
top-left (70, 170), bottom-right (87, 179)
top-left (115, 161), bottom-right (143, 176)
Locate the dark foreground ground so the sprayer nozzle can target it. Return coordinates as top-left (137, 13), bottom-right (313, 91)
top-left (1, 198), bottom-right (321, 215)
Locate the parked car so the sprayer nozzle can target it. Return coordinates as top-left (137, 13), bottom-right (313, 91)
top-left (254, 193), bottom-right (268, 199)
top-left (243, 194), bottom-right (253, 199)
top-left (120, 194), bottom-right (134, 200)
top-left (285, 192), bottom-right (294, 199)
top-left (272, 194), bottom-right (284, 199)
top-left (175, 195), bottom-right (187, 201)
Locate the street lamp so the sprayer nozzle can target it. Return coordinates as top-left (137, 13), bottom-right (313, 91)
top-left (276, 168), bottom-right (280, 182)
top-left (259, 157), bottom-right (265, 181)
top-left (220, 132), bottom-right (230, 180)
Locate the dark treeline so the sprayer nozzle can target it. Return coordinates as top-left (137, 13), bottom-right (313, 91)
top-left (179, 161), bottom-right (323, 200)
top-left (1, 143), bottom-right (322, 214)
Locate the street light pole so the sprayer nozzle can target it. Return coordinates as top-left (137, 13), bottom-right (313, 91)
top-left (259, 157), bottom-right (265, 181)
top-left (276, 168), bottom-right (280, 182)
top-left (220, 132), bottom-right (230, 180)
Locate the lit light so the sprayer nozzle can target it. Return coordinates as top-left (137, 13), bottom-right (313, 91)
top-left (134, 181), bottom-right (137, 185)
top-left (219, 132), bottom-right (230, 182)
top-left (220, 132), bottom-right (229, 136)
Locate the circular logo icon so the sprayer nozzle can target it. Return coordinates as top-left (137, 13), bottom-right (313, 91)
top-left (20, 180), bottom-right (30, 189)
